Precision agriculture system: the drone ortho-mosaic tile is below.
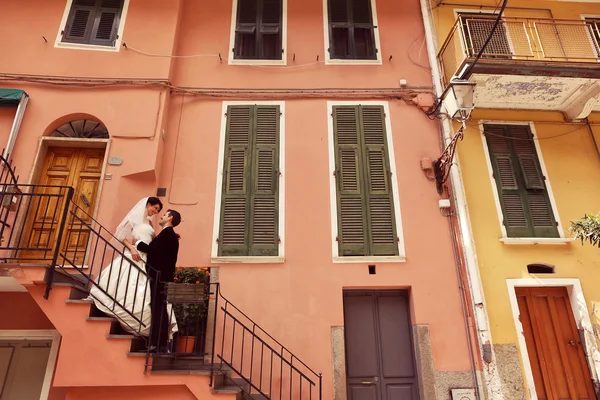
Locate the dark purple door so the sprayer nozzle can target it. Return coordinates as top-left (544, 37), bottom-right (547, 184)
top-left (343, 291), bottom-right (419, 400)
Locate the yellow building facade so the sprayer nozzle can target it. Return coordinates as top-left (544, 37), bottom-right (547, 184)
top-left (425, 0), bottom-right (600, 398)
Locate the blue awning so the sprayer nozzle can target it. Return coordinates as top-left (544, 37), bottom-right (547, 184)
top-left (0, 89), bottom-right (24, 107)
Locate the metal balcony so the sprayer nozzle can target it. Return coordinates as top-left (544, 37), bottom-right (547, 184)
top-left (438, 15), bottom-right (600, 85)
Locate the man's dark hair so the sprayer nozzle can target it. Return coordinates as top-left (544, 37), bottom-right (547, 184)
top-left (146, 197), bottom-right (163, 211)
top-left (167, 209), bottom-right (181, 227)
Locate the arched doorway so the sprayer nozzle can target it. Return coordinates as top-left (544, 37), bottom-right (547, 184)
top-left (20, 119), bottom-right (109, 264)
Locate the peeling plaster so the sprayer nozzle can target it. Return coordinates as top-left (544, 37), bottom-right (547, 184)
top-left (471, 74), bottom-right (600, 112)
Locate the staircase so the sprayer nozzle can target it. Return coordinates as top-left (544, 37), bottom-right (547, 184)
top-left (0, 155), bottom-right (321, 400)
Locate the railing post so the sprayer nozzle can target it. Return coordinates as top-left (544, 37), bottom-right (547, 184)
top-left (319, 373), bottom-right (322, 400)
top-left (44, 187), bottom-right (74, 299)
top-left (209, 282), bottom-right (219, 387)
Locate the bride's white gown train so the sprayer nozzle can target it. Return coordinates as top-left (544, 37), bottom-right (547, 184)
top-left (89, 224), bottom-right (178, 337)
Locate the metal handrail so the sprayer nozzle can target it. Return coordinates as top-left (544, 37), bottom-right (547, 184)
top-left (212, 288), bottom-right (323, 400)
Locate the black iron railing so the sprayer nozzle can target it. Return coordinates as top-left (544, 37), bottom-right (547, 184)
top-left (0, 153), bottom-right (158, 338)
top-left (214, 290), bottom-right (322, 400)
top-left (56, 203), bottom-right (160, 336)
top-left (151, 281), bottom-right (322, 399)
top-left (0, 155), bottom-right (322, 398)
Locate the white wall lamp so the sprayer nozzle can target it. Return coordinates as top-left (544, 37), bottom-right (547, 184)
top-left (432, 79), bottom-right (476, 195)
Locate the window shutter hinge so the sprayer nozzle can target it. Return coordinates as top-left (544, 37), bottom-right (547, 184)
top-left (281, 48), bottom-right (285, 54)
top-left (502, 219), bottom-right (505, 226)
top-left (492, 172), bottom-right (495, 179)
top-left (216, 238), bottom-right (220, 243)
top-left (556, 222), bottom-right (559, 226)
top-left (224, 113), bottom-right (228, 116)
top-left (330, 113), bottom-right (334, 118)
top-left (375, 48), bottom-right (379, 54)
top-left (543, 175), bottom-right (547, 180)
top-left (335, 236), bottom-right (339, 242)
top-left (327, 47), bottom-right (331, 53)
top-left (278, 236), bottom-right (282, 244)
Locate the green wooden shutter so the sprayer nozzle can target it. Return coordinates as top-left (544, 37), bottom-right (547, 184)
top-left (235, 0), bottom-right (258, 58)
top-left (89, 0), bottom-right (123, 46)
top-left (509, 126), bottom-right (558, 237)
top-left (219, 105), bottom-right (280, 256)
top-left (333, 106), bottom-right (397, 256)
top-left (259, 0), bottom-right (282, 59)
top-left (63, 0), bottom-right (97, 44)
top-left (219, 106), bottom-right (252, 256)
top-left (484, 125), bottom-right (558, 238)
top-left (360, 106), bottom-right (398, 256)
top-left (249, 106), bottom-right (280, 256)
top-left (333, 106), bottom-right (368, 256)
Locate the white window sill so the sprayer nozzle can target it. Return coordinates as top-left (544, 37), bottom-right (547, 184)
top-left (333, 256), bottom-right (406, 263)
top-left (54, 42), bottom-right (120, 52)
top-left (210, 257), bottom-right (284, 264)
top-left (326, 58), bottom-right (383, 66)
top-left (228, 58), bottom-right (286, 66)
top-left (500, 238), bottom-right (575, 245)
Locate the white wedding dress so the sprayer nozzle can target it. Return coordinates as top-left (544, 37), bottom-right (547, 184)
top-left (89, 223), bottom-right (178, 337)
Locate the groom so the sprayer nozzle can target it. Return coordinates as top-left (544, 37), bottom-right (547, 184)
top-left (136, 208), bottom-right (181, 352)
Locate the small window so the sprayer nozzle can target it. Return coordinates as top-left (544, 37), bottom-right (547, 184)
top-left (484, 124), bottom-right (559, 238)
top-left (62, 0), bottom-right (124, 47)
top-left (327, 0), bottom-right (377, 60)
top-left (233, 0), bottom-right (283, 60)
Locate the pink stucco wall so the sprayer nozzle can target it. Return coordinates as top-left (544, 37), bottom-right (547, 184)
top-left (0, 0), bottom-right (473, 397)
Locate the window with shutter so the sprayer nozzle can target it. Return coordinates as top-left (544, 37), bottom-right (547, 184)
top-left (218, 105), bottom-right (280, 256)
top-left (327, 0), bottom-right (377, 60)
top-left (62, 0), bottom-right (124, 46)
top-left (233, 0), bottom-right (283, 60)
top-left (484, 124), bottom-right (559, 238)
top-left (333, 105), bottom-right (398, 256)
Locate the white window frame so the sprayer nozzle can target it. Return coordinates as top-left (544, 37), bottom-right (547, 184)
top-left (210, 101), bottom-right (286, 264)
top-left (506, 278), bottom-right (600, 400)
top-left (54, 0), bottom-right (130, 52)
top-left (322, 0), bottom-right (383, 65)
top-left (327, 101), bottom-right (405, 263)
top-left (0, 330), bottom-right (61, 400)
top-left (478, 120), bottom-right (573, 245)
top-left (227, 0), bottom-right (288, 66)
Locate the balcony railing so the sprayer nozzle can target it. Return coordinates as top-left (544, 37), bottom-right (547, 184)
top-left (438, 15), bottom-right (600, 84)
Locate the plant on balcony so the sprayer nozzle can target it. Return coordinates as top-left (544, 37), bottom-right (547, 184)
top-left (172, 267), bottom-right (210, 352)
top-left (570, 213), bottom-right (600, 248)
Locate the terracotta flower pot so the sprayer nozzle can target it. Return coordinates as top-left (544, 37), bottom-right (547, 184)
top-left (177, 336), bottom-right (196, 353)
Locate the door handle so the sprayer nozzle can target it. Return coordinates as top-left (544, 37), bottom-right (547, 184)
top-left (568, 340), bottom-right (576, 346)
top-left (80, 194), bottom-right (90, 207)
top-left (361, 381), bottom-right (373, 385)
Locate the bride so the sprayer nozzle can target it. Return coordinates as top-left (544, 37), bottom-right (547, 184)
top-left (89, 197), bottom-right (177, 337)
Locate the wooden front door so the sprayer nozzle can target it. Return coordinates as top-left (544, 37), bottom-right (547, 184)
top-left (343, 290), bottom-right (419, 400)
top-left (21, 146), bottom-right (104, 264)
top-left (517, 287), bottom-right (597, 400)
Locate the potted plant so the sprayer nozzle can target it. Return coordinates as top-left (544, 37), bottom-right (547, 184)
top-left (172, 267), bottom-right (210, 353)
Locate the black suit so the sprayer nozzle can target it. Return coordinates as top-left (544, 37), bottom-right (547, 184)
top-left (137, 226), bottom-right (179, 349)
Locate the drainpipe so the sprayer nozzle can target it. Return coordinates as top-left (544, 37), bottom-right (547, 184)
top-left (3, 93), bottom-right (29, 161)
top-left (417, 0), bottom-right (501, 398)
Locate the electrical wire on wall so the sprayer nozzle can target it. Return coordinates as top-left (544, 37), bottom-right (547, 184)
top-left (425, 0), bottom-right (509, 120)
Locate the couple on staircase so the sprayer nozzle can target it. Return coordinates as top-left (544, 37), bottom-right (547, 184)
top-left (87, 197), bottom-right (182, 353)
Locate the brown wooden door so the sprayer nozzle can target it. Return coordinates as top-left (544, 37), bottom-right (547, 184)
top-left (517, 287), bottom-right (597, 400)
top-left (21, 147), bottom-right (104, 264)
top-left (343, 290), bottom-right (418, 400)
